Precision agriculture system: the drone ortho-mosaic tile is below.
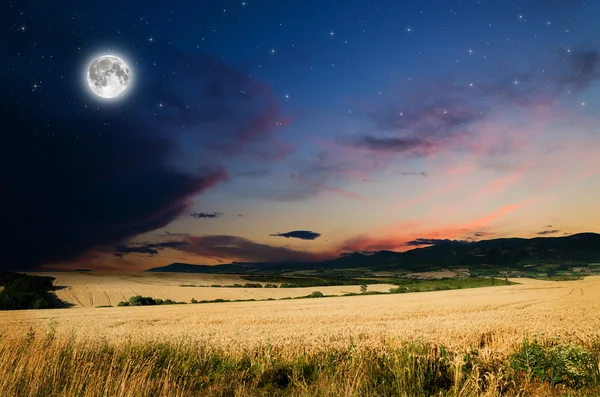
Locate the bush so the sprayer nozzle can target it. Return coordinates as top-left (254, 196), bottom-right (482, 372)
top-left (191, 298), bottom-right (198, 304)
top-left (389, 286), bottom-right (408, 294)
top-left (509, 338), bottom-right (600, 388)
top-left (117, 296), bottom-right (184, 307)
top-left (243, 283), bottom-right (263, 288)
top-left (264, 283), bottom-right (279, 288)
top-left (0, 273), bottom-right (57, 310)
top-left (308, 291), bottom-right (324, 298)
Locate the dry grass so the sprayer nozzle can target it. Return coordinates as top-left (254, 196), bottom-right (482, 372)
top-left (2, 276), bottom-right (600, 395)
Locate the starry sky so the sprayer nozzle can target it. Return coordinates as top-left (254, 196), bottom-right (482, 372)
top-left (2, 0), bottom-right (600, 271)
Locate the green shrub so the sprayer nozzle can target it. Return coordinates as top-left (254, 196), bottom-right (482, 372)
top-left (243, 283), bottom-right (263, 288)
top-left (308, 291), bottom-right (323, 298)
top-left (0, 272), bottom-right (57, 310)
top-left (117, 296), bottom-right (184, 307)
top-left (509, 338), bottom-right (600, 388)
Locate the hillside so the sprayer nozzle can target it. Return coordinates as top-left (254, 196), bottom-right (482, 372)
top-left (146, 232), bottom-right (600, 277)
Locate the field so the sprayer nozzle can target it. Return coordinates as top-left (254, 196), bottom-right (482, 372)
top-left (27, 272), bottom-right (398, 307)
top-left (2, 275), bottom-right (600, 395)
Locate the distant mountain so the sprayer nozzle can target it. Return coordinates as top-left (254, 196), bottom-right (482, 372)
top-left (145, 233), bottom-right (600, 274)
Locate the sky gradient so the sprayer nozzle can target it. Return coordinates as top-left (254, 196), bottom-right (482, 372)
top-left (2, 0), bottom-right (600, 271)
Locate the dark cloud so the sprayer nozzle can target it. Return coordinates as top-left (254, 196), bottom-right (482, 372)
top-left (405, 238), bottom-right (472, 247)
top-left (537, 229), bottom-right (560, 235)
top-left (398, 171), bottom-right (428, 177)
top-left (474, 231), bottom-right (496, 238)
top-left (170, 235), bottom-right (323, 263)
top-left (115, 241), bottom-right (190, 256)
top-left (1, 25), bottom-right (288, 271)
top-left (348, 136), bottom-right (436, 155)
top-left (190, 212), bottom-right (224, 219)
top-left (270, 231), bottom-right (322, 240)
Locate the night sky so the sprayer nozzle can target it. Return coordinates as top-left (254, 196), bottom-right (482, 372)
top-left (2, 0), bottom-right (599, 271)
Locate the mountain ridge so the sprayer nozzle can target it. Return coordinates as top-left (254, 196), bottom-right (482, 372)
top-left (145, 232), bottom-right (600, 275)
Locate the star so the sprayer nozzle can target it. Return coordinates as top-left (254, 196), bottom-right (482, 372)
top-left (329, 30), bottom-right (335, 37)
top-left (270, 48), bottom-right (276, 55)
top-left (406, 27), bottom-right (412, 33)
top-left (283, 93), bottom-right (290, 100)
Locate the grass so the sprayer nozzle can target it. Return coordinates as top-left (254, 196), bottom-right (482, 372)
top-left (1, 329), bottom-right (599, 396)
top-left (391, 277), bottom-right (515, 292)
top-left (544, 276), bottom-right (584, 281)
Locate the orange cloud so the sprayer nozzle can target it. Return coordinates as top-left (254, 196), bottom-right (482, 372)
top-left (342, 200), bottom-right (531, 252)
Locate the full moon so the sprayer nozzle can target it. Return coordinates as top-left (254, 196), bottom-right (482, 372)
top-left (86, 55), bottom-right (131, 99)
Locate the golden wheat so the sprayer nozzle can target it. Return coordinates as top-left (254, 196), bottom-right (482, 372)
top-left (2, 276), bottom-right (600, 353)
top-left (2, 276), bottom-right (600, 396)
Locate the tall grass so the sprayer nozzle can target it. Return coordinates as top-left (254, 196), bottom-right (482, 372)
top-left (1, 328), bottom-right (599, 396)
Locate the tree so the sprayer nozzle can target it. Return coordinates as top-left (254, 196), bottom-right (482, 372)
top-left (360, 284), bottom-right (368, 294)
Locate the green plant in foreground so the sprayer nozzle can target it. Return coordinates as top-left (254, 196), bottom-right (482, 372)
top-left (3, 332), bottom-right (600, 397)
top-left (509, 337), bottom-right (600, 388)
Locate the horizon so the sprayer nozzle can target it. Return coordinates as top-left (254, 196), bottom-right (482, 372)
top-left (23, 231), bottom-right (597, 273)
top-left (3, 0), bottom-right (600, 272)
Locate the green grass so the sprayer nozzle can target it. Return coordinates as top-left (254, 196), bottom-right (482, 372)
top-left (4, 331), bottom-right (600, 396)
top-left (391, 277), bottom-right (515, 292)
top-left (543, 276), bottom-right (584, 281)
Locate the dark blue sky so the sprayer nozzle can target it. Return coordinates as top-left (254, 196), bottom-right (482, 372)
top-left (3, 0), bottom-right (600, 270)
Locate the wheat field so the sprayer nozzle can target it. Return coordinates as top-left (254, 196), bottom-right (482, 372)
top-left (3, 276), bottom-right (600, 396)
top-left (3, 275), bottom-right (600, 351)
top-left (27, 272), bottom-right (397, 308)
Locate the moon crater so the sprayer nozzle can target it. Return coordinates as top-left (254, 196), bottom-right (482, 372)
top-left (86, 55), bottom-right (131, 99)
